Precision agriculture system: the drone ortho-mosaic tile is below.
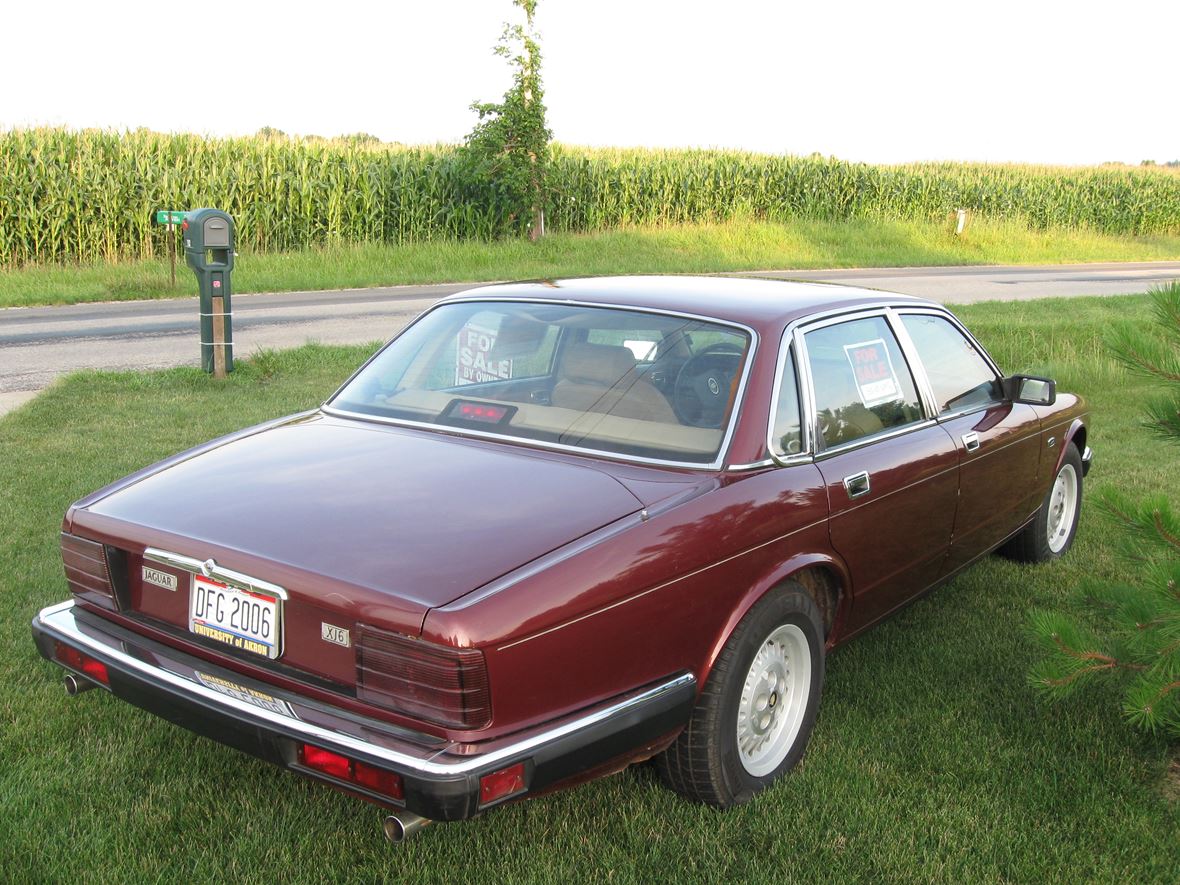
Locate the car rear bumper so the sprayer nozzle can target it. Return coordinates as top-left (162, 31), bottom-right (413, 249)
top-left (31, 599), bottom-right (696, 821)
top-left (1081, 445), bottom-right (1094, 477)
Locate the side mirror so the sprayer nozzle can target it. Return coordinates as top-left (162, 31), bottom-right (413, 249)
top-left (1003, 374), bottom-right (1056, 406)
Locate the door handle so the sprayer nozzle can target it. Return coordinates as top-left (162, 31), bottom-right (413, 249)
top-left (962, 431), bottom-right (980, 453)
top-left (843, 471), bottom-right (871, 499)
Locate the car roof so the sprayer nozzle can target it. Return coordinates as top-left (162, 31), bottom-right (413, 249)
top-left (443, 275), bottom-right (939, 331)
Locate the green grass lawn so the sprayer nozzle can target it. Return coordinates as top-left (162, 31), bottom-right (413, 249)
top-left (1, 297), bottom-right (1177, 882)
top-left (3, 217), bottom-right (1180, 309)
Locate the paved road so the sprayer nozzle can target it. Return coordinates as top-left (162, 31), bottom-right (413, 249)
top-left (2, 261), bottom-right (1177, 416)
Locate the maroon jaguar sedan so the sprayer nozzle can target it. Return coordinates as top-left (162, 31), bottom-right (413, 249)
top-left (32, 276), bottom-right (1091, 841)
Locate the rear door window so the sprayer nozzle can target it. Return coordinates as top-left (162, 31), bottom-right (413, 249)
top-left (803, 315), bottom-right (925, 449)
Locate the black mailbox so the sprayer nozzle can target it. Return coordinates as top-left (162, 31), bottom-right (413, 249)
top-left (182, 208), bottom-right (235, 375)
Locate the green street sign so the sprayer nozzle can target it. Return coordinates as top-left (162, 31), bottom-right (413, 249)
top-left (156, 210), bottom-right (187, 225)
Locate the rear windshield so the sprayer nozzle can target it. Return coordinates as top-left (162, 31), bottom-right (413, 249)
top-left (329, 301), bottom-right (752, 464)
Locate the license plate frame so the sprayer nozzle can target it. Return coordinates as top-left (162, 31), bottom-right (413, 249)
top-left (188, 573), bottom-right (283, 660)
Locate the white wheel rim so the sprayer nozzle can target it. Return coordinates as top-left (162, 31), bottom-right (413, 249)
top-left (736, 623), bottom-right (811, 777)
top-left (1046, 463), bottom-right (1078, 554)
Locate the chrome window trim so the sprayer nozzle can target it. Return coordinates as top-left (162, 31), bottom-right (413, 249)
top-left (36, 599), bottom-right (695, 778)
top-left (791, 324), bottom-right (818, 461)
top-left (323, 297), bottom-right (760, 472)
top-left (812, 417), bottom-right (941, 461)
top-left (767, 304), bottom-right (903, 466)
top-left (727, 458), bottom-right (777, 472)
top-left (885, 307), bottom-right (940, 419)
top-left (936, 401), bottom-right (1005, 424)
top-left (765, 337), bottom-right (810, 465)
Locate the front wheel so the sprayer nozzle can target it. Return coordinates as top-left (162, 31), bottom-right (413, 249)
top-left (657, 585), bottom-right (824, 807)
top-left (1000, 442), bottom-right (1083, 563)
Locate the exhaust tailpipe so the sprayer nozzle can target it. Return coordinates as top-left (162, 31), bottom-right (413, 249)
top-left (64, 673), bottom-right (97, 695)
top-left (383, 810), bottom-right (432, 843)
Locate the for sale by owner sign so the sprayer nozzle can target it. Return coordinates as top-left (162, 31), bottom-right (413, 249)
top-left (843, 338), bottom-right (902, 407)
top-left (456, 323), bottom-right (513, 385)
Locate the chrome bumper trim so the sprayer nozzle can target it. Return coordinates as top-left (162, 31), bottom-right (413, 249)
top-left (33, 600), bottom-right (694, 778)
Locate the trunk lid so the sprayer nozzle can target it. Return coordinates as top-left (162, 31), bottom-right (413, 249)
top-left (73, 414), bottom-right (644, 684)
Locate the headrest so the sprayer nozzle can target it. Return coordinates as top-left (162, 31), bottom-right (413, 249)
top-left (560, 343), bottom-right (637, 386)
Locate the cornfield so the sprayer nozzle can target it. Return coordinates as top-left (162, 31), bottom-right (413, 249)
top-left (2, 128), bottom-right (1178, 267)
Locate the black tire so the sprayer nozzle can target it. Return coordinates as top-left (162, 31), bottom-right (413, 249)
top-left (657, 585), bottom-right (824, 807)
top-left (1000, 442), bottom-right (1084, 563)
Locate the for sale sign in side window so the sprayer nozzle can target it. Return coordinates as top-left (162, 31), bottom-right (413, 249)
top-left (843, 338), bottom-right (902, 407)
top-left (456, 322), bottom-right (513, 385)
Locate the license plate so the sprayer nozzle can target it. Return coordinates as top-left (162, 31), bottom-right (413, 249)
top-left (189, 574), bottom-right (281, 659)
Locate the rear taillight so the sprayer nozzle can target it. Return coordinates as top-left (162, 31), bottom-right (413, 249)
top-left (60, 532), bottom-right (117, 610)
top-left (54, 641), bottom-right (110, 685)
top-left (298, 743), bottom-right (404, 800)
top-left (356, 626), bottom-right (491, 729)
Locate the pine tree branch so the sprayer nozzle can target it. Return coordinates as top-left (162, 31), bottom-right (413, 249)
top-left (1152, 509), bottom-right (1180, 552)
top-left (1113, 341), bottom-right (1180, 382)
top-left (1041, 662), bottom-right (1119, 688)
top-left (1150, 284), bottom-right (1180, 348)
top-left (1135, 616), bottom-right (1167, 631)
top-left (1142, 680), bottom-right (1180, 715)
top-left (1051, 634), bottom-right (1146, 671)
top-left (1101, 496), bottom-right (1137, 529)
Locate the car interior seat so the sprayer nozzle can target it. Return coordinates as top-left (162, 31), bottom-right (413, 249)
top-left (551, 343), bottom-right (678, 423)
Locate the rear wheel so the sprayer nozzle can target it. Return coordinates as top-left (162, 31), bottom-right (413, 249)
top-left (657, 585), bottom-right (824, 807)
top-left (1001, 442), bottom-right (1083, 563)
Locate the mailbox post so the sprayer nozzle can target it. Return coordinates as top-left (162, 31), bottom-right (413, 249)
top-left (182, 209), bottom-right (235, 377)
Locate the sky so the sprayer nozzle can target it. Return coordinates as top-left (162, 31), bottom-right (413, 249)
top-left (3, 0), bottom-right (1177, 165)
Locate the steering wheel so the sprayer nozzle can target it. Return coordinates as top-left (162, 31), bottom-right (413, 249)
top-left (673, 343), bottom-right (744, 428)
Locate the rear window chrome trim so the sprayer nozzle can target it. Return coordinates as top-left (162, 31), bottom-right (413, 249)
top-left (324, 297), bottom-right (761, 472)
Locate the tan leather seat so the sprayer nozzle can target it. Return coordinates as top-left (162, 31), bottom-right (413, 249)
top-left (819, 403), bottom-right (885, 446)
top-left (814, 360), bottom-right (886, 446)
top-left (552, 343), bottom-right (677, 423)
